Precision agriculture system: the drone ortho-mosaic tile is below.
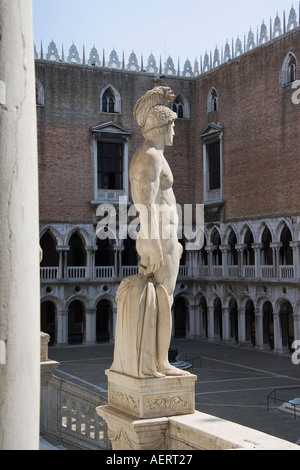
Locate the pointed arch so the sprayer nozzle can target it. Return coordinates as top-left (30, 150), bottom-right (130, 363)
top-left (281, 52), bottom-right (297, 86)
top-left (171, 92), bottom-right (190, 119)
top-left (207, 87), bottom-right (218, 113)
top-left (100, 84), bottom-right (121, 114)
top-left (36, 78), bottom-right (44, 106)
top-left (66, 226), bottom-right (91, 246)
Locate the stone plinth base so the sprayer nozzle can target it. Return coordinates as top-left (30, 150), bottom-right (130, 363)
top-left (97, 405), bottom-right (169, 450)
top-left (105, 369), bottom-right (197, 419)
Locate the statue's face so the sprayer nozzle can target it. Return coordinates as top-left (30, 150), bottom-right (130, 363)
top-left (165, 122), bottom-right (175, 147)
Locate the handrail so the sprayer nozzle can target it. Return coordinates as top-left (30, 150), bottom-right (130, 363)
top-left (267, 386), bottom-right (300, 419)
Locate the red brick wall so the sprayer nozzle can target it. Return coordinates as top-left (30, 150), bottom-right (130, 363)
top-left (36, 63), bottom-right (194, 223)
top-left (36, 29), bottom-right (300, 226)
top-left (194, 29), bottom-right (300, 222)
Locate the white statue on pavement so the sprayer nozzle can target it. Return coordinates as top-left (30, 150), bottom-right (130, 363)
top-left (110, 86), bottom-right (190, 378)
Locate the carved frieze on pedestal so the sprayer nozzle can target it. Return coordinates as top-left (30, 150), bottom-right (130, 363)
top-left (105, 369), bottom-right (197, 419)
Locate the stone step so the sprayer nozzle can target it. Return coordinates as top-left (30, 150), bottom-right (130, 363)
top-left (279, 398), bottom-right (300, 418)
top-left (171, 360), bottom-right (193, 370)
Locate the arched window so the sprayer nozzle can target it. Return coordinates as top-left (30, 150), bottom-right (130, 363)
top-left (172, 96), bottom-right (184, 118)
top-left (40, 231), bottom-right (59, 267)
top-left (211, 228), bottom-right (222, 266)
top-left (207, 87), bottom-right (218, 113)
top-left (282, 52), bottom-right (297, 86)
top-left (171, 93), bottom-right (190, 119)
top-left (243, 229), bottom-right (254, 265)
top-left (36, 79), bottom-right (44, 106)
top-left (280, 225), bottom-right (293, 265)
top-left (100, 85), bottom-right (121, 113)
top-left (228, 229), bottom-right (238, 265)
top-left (67, 232), bottom-right (86, 267)
top-left (261, 227), bottom-right (273, 265)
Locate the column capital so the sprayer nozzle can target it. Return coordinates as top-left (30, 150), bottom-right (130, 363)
top-left (270, 242), bottom-right (282, 250)
top-left (57, 245), bottom-right (70, 252)
top-left (252, 243), bottom-right (263, 250)
top-left (235, 243), bottom-right (247, 252)
top-left (290, 241), bottom-right (300, 250)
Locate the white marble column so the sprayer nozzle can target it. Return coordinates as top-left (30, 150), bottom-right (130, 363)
top-left (238, 308), bottom-right (246, 344)
top-left (84, 308), bottom-right (96, 344)
top-left (56, 309), bottom-right (68, 345)
top-left (273, 312), bottom-right (282, 353)
top-left (222, 307), bottom-right (230, 342)
top-left (207, 305), bottom-right (214, 339)
top-left (255, 310), bottom-right (264, 350)
top-left (0, 0), bottom-right (40, 449)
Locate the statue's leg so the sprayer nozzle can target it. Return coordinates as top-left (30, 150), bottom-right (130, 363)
top-left (156, 285), bottom-right (190, 376)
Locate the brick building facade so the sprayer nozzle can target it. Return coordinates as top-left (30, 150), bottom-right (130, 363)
top-left (37, 7), bottom-right (300, 353)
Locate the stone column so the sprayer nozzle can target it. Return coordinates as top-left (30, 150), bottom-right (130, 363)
top-left (86, 246), bottom-right (97, 278)
top-left (0, 0), bottom-right (40, 450)
top-left (205, 246), bottom-right (213, 278)
top-left (270, 242), bottom-right (281, 279)
top-left (56, 309), bottom-right (68, 345)
top-left (293, 314), bottom-right (300, 343)
top-left (252, 243), bottom-right (263, 278)
top-left (220, 245), bottom-right (229, 278)
top-left (273, 312), bottom-right (282, 353)
top-left (236, 244), bottom-right (246, 278)
top-left (84, 308), bottom-right (96, 344)
top-left (290, 242), bottom-right (300, 279)
top-left (222, 306), bottom-right (230, 342)
top-left (238, 308), bottom-right (246, 345)
top-left (207, 305), bottom-right (214, 339)
top-left (255, 310), bottom-right (264, 350)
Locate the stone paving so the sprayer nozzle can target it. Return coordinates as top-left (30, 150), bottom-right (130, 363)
top-left (48, 339), bottom-right (300, 446)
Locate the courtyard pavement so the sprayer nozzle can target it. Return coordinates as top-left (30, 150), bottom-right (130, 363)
top-left (48, 339), bottom-right (300, 446)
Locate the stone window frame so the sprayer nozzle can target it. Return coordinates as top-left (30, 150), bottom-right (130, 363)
top-left (36, 78), bottom-right (44, 106)
top-left (171, 93), bottom-right (190, 119)
top-left (201, 123), bottom-right (223, 204)
top-left (207, 87), bottom-right (218, 114)
top-left (91, 122), bottom-right (131, 204)
top-left (100, 84), bottom-right (121, 114)
top-left (281, 52), bottom-right (298, 87)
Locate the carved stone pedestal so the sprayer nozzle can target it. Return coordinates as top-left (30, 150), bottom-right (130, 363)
top-left (96, 370), bottom-right (197, 450)
top-left (97, 405), bottom-right (169, 450)
top-left (105, 369), bottom-right (197, 419)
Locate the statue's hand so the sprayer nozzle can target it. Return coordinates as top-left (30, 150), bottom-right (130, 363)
top-left (142, 244), bottom-right (163, 276)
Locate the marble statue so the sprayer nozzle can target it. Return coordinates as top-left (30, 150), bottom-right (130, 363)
top-left (111, 86), bottom-right (189, 378)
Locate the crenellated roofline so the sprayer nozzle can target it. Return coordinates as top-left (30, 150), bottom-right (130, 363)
top-left (34, 5), bottom-right (300, 79)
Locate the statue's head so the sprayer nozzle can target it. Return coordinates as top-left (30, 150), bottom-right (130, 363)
top-left (134, 86), bottom-right (177, 139)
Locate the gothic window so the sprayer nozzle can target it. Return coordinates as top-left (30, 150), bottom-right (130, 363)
top-left (282, 52), bottom-right (297, 86)
top-left (261, 227), bottom-right (273, 265)
top-left (36, 79), bottom-right (44, 106)
top-left (100, 85), bottom-right (121, 113)
top-left (207, 87), bottom-right (218, 113)
top-left (171, 93), bottom-right (190, 119)
top-left (243, 229), bottom-right (254, 265)
top-left (228, 229), bottom-right (238, 265)
top-left (280, 225), bottom-right (293, 265)
top-left (173, 97), bottom-right (184, 118)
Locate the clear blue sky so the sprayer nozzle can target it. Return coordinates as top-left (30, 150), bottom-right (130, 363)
top-left (33, 0), bottom-right (299, 65)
